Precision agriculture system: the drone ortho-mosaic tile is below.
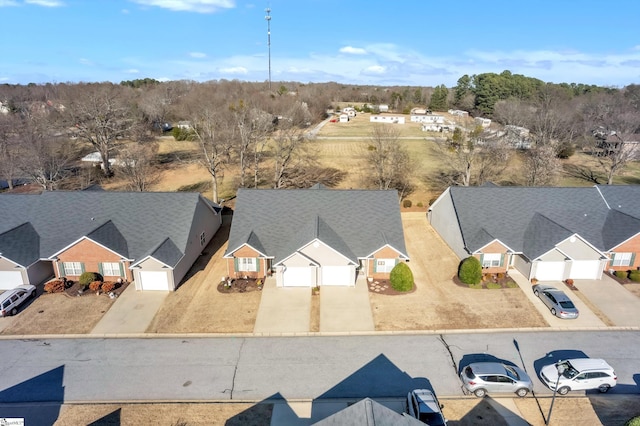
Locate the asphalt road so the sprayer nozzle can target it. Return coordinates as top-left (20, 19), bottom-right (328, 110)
top-left (0, 331), bottom-right (638, 404)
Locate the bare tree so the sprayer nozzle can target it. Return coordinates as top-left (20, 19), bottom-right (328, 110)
top-left (0, 113), bottom-right (21, 190)
top-left (115, 142), bottom-right (161, 191)
top-left (365, 125), bottom-right (415, 198)
top-left (523, 145), bottom-right (561, 186)
top-left (272, 102), bottom-right (313, 189)
top-left (64, 84), bottom-right (134, 176)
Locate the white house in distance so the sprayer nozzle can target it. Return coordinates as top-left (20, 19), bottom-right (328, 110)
top-left (448, 109), bottom-right (469, 117)
top-left (411, 114), bottom-right (445, 124)
top-left (370, 115), bottom-right (405, 124)
top-left (342, 107), bottom-right (356, 118)
top-left (474, 117), bottom-right (492, 128)
top-left (378, 104), bottom-right (389, 112)
top-left (339, 114), bottom-right (349, 123)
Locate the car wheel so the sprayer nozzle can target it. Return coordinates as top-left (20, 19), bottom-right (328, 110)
top-left (598, 384), bottom-right (610, 393)
top-left (557, 386), bottom-right (570, 395)
top-left (516, 388), bottom-right (529, 397)
top-left (10, 307), bottom-right (18, 316)
top-left (474, 388), bottom-right (487, 398)
top-left (31, 290), bottom-right (37, 299)
top-left (551, 308), bottom-right (557, 316)
top-left (534, 289), bottom-right (539, 297)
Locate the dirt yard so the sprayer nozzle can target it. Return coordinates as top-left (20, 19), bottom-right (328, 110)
top-left (370, 212), bottom-right (548, 330)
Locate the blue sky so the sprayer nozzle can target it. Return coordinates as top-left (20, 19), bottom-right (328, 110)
top-left (2, 0), bottom-right (639, 87)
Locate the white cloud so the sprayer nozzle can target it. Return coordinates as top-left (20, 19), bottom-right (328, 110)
top-left (363, 65), bottom-right (385, 74)
top-left (0, 1), bottom-right (19, 6)
top-left (121, 8), bottom-right (130, 14)
top-left (125, 68), bottom-right (140, 74)
top-left (339, 46), bottom-right (367, 55)
top-left (25, 0), bottom-right (65, 6)
top-left (130, 0), bottom-right (235, 13)
top-left (189, 51), bottom-right (207, 58)
top-left (219, 66), bottom-right (247, 74)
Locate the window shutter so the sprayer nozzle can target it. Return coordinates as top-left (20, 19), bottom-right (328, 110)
top-left (98, 263), bottom-right (104, 275)
top-left (256, 258), bottom-right (260, 272)
top-left (234, 257), bottom-right (239, 272)
top-left (500, 254), bottom-right (505, 267)
top-left (631, 253), bottom-right (636, 267)
top-left (479, 254), bottom-right (484, 266)
top-left (59, 262), bottom-right (66, 276)
top-left (119, 262), bottom-right (125, 277)
top-left (81, 263), bottom-right (86, 273)
top-left (373, 259), bottom-right (377, 273)
top-left (609, 253), bottom-right (616, 268)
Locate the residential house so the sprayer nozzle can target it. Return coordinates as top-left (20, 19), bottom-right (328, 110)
top-left (339, 114), bottom-right (349, 123)
top-left (448, 109), bottom-right (469, 117)
top-left (313, 397), bottom-right (423, 425)
top-left (410, 114), bottom-right (445, 124)
top-left (0, 191), bottom-right (222, 291)
top-left (370, 115), bottom-right (406, 124)
top-left (474, 117), bottom-right (492, 128)
top-left (378, 104), bottom-right (389, 112)
top-left (224, 185), bottom-right (409, 287)
top-left (428, 185), bottom-right (640, 282)
top-left (342, 107), bottom-right (357, 118)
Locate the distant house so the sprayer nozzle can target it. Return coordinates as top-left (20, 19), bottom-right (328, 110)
top-left (474, 117), bottom-right (492, 128)
top-left (339, 114), bottom-right (349, 123)
top-left (378, 104), bottom-right (389, 112)
top-left (370, 115), bottom-right (405, 124)
top-left (422, 124), bottom-right (450, 132)
top-left (411, 114), bottom-right (444, 124)
top-left (176, 121), bottom-right (192, 129)
top-left (501, 125), bottom-right (531, 149)
top-left (342, 107), bottom-right (356, 117)
top-left (448, 109), bottom-right (469, 117)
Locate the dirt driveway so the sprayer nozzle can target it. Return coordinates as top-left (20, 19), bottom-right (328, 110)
top-left (370, 212), bottom-right (548, 331)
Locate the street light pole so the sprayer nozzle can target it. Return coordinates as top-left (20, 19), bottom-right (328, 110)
top-left (265, 8), bottom-right (272, 91)
top-left (545, 362), bottom-right (566, 426)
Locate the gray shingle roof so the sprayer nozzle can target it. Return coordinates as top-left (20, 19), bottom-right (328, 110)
top-left (313, 397), bottom-right (424, 425)
top-left (0, 223), bottom-right (40, 267)
top-left (446, 185), bottom-right (640, 258)
top-left (0, 191), bottom-right (218, 268)
top-left (226, 187), bottom-right (408, 263)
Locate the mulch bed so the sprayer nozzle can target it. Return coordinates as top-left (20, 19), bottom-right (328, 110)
top-left (452, 274), bottom-right (518, 289)
top-left (62, 280), bottom-right (130, 298)
top-left (217, 278), bottom-right (263, 294)
top-left (367, 279), bottom-right (416, 295)
top-left (603, 270), bottom-right (638, 285)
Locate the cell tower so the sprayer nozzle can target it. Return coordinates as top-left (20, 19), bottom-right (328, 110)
top-left (265, 7), bottom-right (272, 91)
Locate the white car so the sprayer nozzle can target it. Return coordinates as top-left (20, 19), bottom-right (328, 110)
top-left (0, 285), bottom-right (37, 317)
top-left (540, 358), bottom-right (617, 395)
top-left (406, 389), bottom-right (447, 425)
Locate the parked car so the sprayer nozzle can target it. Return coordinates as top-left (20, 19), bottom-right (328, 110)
top-left (540, 358), bottom-right (616, 395)
top-left (406, 389), bottom-right (447, 425)
top-left (460, 362), bottom-right (533, 397)
top-left (0, 285), bottom-right (37, 317)
top-left (532, 284), bottom-right (579, 319)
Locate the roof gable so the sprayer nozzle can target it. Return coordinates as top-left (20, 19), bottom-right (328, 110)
top-left (0, 223), bottom-right (40, 267)
top-left (86, 220), bottom-right (129, 258)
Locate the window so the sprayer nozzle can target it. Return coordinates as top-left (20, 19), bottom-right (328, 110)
top-left (376, 259), bottom-right (396, 273)
top-left (482, 253), bottom-right (502, 268)
top-left (200, 232), bottom-right (206, 246)
top-left (612, 252), bottom-right (632, 267)
top-left (101, 262), bottom-right (121, 277)
top-left (63, 262), bottom-right (83, 276)
top-left (238, 258), bottom-right (257, 272)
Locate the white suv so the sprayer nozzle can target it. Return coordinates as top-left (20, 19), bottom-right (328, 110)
top-left (540, 358), bottom-right (616, 395)
top-left (0, 285), bottom-right (37, 317)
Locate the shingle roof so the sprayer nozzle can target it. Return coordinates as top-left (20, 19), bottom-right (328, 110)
top-left (313, 397), bottom-right (424, 425)
top-left (446, 185), bottom-right (640, 258)
top-left (0, 191), bottom-right (218, 268)
top-left (226, 187), bottom-right (408, 263)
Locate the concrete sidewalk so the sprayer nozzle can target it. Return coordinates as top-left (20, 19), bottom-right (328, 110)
top-left (254, 277), bottom-right (311, 334)
top-left (320, 277), bottom-right (374, 333)
top-left (510, 270), bottom-right (606, 328)
top-left (574, 275), bottom-right (640, 327)
top-left (90, 284), bottom-right (168, 334)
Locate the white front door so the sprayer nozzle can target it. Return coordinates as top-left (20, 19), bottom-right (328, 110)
top-left (535, 261), bottom-right (565, 281)
top-left (138, 271), bottom-right (170, 291)
top-left (321, 266), bottom-right (353, 286)
top-left (282, 266), bottom-right (314, 287)
top-left (569, 260), bottom-right (601, 280)
top-left (0, 271), bottom-right (24, 290)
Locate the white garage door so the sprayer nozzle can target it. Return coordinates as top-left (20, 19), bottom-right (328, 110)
top-left (535, 261), bottom-right (565, 281)
top-left (283, 267), bottom-right (313, 287)
top-left (138, 271), bottom-right (170, 291)
top-left (0, 271), bottom-right (24, 290)
top-left (321, 266), bottom-right (353, 286)
top-left (569, 260), bottom-right (601, 280)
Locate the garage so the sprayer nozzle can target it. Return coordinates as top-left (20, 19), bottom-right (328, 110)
top-left (321, 266), bottom-right (354, 286)
top-left (0, 271), bottom-right (24, 290)
top-left (282, 266), bottom-right (314, 287)
top-left (569, 260), bottom-right (601, 280)
top-left (137, 270), bottom-right (170, 291)
top-left (534, 261), bottom-right (565, 281)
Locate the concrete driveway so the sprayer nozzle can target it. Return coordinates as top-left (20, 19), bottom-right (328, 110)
top-left (254, 277), bottom-right (311, 334)
top-left (573, 275), bottom-right (640, 327)
top-left (510, 270), bottom-right (606, 328)
top-left (320, 277), bottom-right (374, 333)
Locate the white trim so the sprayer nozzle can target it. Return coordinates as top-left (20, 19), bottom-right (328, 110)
top-left (607, 231), bottom-right (640, 251)
top-left (594, 185), bottom-right (611, 209)
top-left (223, 243), bottom-right (271, 259)
top-left (427, 187), bottom-right (451, 214)
top-left (363, 243), bottom-right (409, 260)
top-left (473, 238), bottom-right (517, 254)
top-left (304, 238), bottom-right (357, 265)
top-left (534, 233), bottom-right (607, 261)
top-left (275, 251), bottom-right (319, 267)
top-left (48, 235), bottom-right (132, 261)
top-left (130, 255), bottom-right (175, 269)
top-left (0, 254), bottom-right (24, 269)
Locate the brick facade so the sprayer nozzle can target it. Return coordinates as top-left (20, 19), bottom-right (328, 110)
top-left (226, 245), bottom-right (269, 280)
top-left (367, 246), bottom-right (404, 279)
top-left (608, 234), bottom-right (640, 271)
top-left (474, 241), bottom-right (509, 274)
top-left (55, 238), bottom-right (132, 282)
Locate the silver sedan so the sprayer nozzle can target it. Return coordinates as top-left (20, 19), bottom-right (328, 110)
top-left (532, 284), bottom-right (579, 319)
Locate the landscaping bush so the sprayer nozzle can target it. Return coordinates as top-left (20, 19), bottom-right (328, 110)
top-left (89, 281), bottom-right (102, 292)
top-left (417, 202), bottom-right (423, 208)
top-left (496, 272), bottom-right (505, 279)
top-left (506, 281), bottom-right (519, 288)
top-left (615, 270), bottom-right (629, 280)
top-left (625, 416), bottom-right (640, 426)
top-left (101, 281), bottom-right (116, 293)
top-left (79, 272), bottom-right (101, 287)
top-left (487, 282), bottom-right (502, 289)
top-left (458, 256), bottom-right (482, 285)
top-left (403, 199), bottom-right (412, 208)
top-left (389, 262), bottom-right (414, 292)
top-left (44, 280), bottom-right (65, 294)
top-left (468, 283), bottom-right (483, 289)
top-left (629, 270), bottom-right (640, 282)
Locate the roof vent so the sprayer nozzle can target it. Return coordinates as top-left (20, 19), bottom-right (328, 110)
top-left (91, 217), bottom-right (95, 221)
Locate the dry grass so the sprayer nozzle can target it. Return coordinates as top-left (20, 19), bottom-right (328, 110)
top-left (440, 398), bottom-right (507, 425)
top-left (0, 292), bottom-right (115, 335)
top-left (54, 402), bottom-right (272, 426)
top-left (370, 213), bottom-right (548, 330)
top-left (146, 217), bottom-right (261, 334)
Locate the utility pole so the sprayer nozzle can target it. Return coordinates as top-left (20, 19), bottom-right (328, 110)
top-left (265, 8), bottom-right (272, 91)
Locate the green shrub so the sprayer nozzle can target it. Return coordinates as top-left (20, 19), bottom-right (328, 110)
top-left (487, 282), bottom-right (502, 289)
top-left (625, 416), bottom-right (640, 426)
top-left (390, 262), bottom-right (414, 292)
top-left (506, 281), bottom-right (519, 288)
top-left (417, 202), bottom-right (424, 207)
top-left (79, 272), bottom-right (101, 287)
top-left (629, 270), bottom-right (640, 282)
top-left (468, 283), bottom-right (483, 289)
top-left (615, 270), bottom-right (628, 280)
top-left (459, 256), bottom-right (482, 285)
top-left (403, 199), bottom-right (412, 208)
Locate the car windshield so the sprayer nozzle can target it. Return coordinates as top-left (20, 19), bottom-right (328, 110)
top-left (559, 300), bottom-right (575, 308)
top-left (420, 413), bottom-right (445, 426)
top-left (504, 365), bottom-right (520, 380)
top-left (559, 361), bottom-right (580, 379)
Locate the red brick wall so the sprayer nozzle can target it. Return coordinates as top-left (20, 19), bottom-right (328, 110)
top-left (474, 241), bottom-right (509, 274)
top-left (609, 234), bottom-right (640, 271)
top-left (56, 238), bottom-right (132, 282)
top-left (226, 245), bottom-right (267, 279)
top-left (368, 246), bottom-right (404, 279)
